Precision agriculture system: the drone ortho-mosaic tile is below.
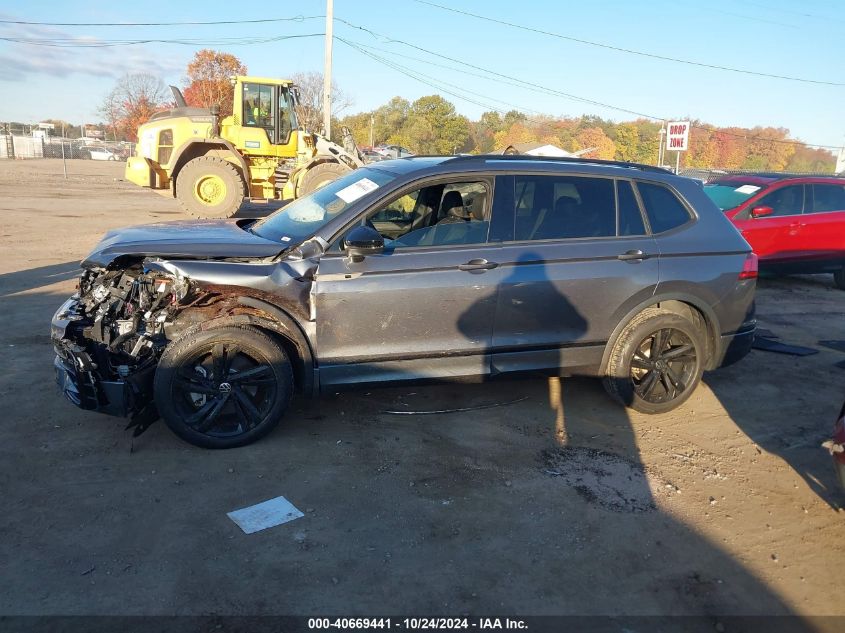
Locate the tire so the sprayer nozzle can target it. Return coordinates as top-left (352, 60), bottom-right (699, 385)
top-left (298, 162), bottom-right (349, 197)
top-left (602, 307), bottom-right (706, 415)
top-left (154, 326), bottom-right (293, 449)
top-left (175, 156), bottom-right (245, 218)
top-left (834, 267), bottom-right (845, 290)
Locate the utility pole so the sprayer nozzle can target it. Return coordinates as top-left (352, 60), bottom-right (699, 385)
top-left (60, 122), bottom-right (67, 179)
top-left (657, 122), bottom-right (666, 167)
top-left (323, 0), bottom-right (334, 139)
top-left (370, 114), bottom-right (374, 147)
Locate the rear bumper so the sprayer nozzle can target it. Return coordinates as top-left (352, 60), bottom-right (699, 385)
top-left (717, 325), bottom-right (756, 368)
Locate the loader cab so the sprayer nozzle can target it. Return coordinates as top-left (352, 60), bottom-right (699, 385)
top-left (231, 76), bottom-right (299, 153)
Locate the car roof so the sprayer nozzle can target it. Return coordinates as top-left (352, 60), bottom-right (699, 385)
top-left (367, 154), bottom-right (685, 183)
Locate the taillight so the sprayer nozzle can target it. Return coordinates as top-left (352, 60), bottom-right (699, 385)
top-left (739, 252), bottom-right (758, 280)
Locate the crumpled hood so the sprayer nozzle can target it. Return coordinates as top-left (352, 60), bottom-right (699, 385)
top-left (81, 218), bottom-right (285, 268)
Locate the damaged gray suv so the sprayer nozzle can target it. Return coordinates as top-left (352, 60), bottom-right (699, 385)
top-left (52, 156), bottom-right (757, 448)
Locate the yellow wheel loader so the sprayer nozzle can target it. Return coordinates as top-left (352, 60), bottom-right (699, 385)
top-left (124, 76), bottom-right (364, 218)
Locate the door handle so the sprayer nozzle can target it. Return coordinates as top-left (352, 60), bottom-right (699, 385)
top-left (617, 249), bottom-right (649, 261)
top-left (459, 258), bottom-right (499, 271)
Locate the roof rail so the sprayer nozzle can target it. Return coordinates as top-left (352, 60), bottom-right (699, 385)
top-left (445, 153), bottom-right (672, 175)
top-left (736, 171), bottom-right (844, 180)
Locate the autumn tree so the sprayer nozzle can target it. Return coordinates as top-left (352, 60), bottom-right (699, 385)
top-left (575, 127), bottom-right (615, 160)
top-left (290, 71), bottom-right (352, 136)
top-left (99, 73), bottom-right (170, 141)
top-left (183, 50), bottom-right (247, 117)
top-left (493, 122), bottom-right (539, 149)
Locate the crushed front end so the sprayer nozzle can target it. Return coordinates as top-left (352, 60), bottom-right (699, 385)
top-left (51, 262), bottom-right (190, 420)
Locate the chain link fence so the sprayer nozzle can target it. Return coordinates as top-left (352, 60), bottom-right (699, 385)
top-left (0, 134), bottom-right (134, 161)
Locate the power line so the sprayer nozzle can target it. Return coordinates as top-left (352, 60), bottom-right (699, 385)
top-left (0, 15), bottom-right (323, 26)
top-left (335, 21), bottom-right (843, 150)
top-left (413, 0), bottom-right (845, 87)
top-left (335, 23), bottom-right (658, 120)
top-left (0, 33), bottom-right (324, 48)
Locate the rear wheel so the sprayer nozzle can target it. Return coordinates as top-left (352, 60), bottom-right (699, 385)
top-left (154, 326), bottom-right (293, 449)
top-left (176, 155), bottom-right (245, 218)
top-left (834, 267), bottom-right (845, 290)
top-left (298, 162), bottom-right (349, 197)
top-left (603, 307), bottom-right (705, 414)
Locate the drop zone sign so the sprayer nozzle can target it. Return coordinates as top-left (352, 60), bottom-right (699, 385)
top-left (667, 121), bottom-right (690, 151)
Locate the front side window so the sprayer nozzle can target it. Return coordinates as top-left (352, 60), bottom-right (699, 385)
top-left (243, 83), bottom-right (274, 130)
top-left (810, 184), bottom-right (845, 213)
top-left (754, 184), bottom-right (805, 217)
top-left (278, 87), bottom-right (295, 144)
top-left (636, 181), bottom-right (692, 233)
top-left (354, 180), bottom-right (491, 249)
top-left (513, 175), bottom-right (616, 241)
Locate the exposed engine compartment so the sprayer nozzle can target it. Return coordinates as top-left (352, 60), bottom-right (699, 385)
top-left (76, 263), bottom-right (189, 366)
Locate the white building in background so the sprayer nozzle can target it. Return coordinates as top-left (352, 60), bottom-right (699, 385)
top-left (836, 146), bottom-right (845, 175)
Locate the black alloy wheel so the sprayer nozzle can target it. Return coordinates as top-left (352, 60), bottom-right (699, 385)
top-left (630, 328), bottom-right (698, 405)
top-left (154, 326), bottom-right (293, 448)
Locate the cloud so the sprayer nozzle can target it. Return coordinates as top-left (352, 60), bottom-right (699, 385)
top-left (0, 18), bottom-right (185, 82)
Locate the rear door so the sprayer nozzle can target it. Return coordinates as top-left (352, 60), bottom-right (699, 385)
top-left (802, 183), bottom-right (845, 264)
top-left (488, 174), bottom-right (659, 374)
top-left (734, 184), bottom-right (806, 262)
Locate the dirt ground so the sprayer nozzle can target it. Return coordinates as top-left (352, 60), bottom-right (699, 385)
top-left (1, 159), bottom-right (844, 623)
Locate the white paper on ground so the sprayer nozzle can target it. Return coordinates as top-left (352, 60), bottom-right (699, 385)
top-left (227, 495), bottom-right (304, 534)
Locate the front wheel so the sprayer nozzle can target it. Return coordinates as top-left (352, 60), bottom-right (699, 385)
top-left (603, 307), bottom-right (706, 414)
top-left (154, 326), bottom-right (293, 448)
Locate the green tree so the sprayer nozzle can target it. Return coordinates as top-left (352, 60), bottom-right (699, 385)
top-left (401, 95), bottom-right (470, 154)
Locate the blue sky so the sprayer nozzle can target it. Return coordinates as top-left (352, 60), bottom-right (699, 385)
top-left (1, 0), bottom-right (843, 148)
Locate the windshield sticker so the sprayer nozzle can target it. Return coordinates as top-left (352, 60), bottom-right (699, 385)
top-left (335, 178), bottom-right (379, 203)
top-left (735, 185), bottom-right (761, 194)
top-left (280, 236), bottom-right (291, 242)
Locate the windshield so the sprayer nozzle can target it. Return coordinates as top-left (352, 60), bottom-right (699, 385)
top-left (251, 167), bottom-right (398, 244)
top-left (703, 182), bottom-right (765, 211)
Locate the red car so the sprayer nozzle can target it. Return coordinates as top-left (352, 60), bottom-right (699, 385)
top-left (704, 174), bottom-right (845, 289)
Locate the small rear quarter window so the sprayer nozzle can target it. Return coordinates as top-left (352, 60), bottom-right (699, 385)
top-left (636, 181), bottom-right (692, 233)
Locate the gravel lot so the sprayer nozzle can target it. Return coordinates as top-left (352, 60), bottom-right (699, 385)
top-left (1, 159), bottom-right (844, 622)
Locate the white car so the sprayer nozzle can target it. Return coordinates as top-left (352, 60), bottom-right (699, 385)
top-left (87, 147), bottom-right (119, 161)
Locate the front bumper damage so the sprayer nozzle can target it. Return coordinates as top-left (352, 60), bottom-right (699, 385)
top-left (52, 296), bottom-right (156, 419)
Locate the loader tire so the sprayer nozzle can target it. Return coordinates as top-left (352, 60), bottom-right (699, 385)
top-left (176, 156), bottom-right (245, 218)
top-left (298, 162), bottom-right (349, 197)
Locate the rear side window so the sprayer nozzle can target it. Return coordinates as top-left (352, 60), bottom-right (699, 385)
top-left (636, 182), bottom-right (692, 233)
top-left (617, 180), bottom-right (646, 236)
top-left (810, 184), bottom-right (845, 213)
top-left (513, 175), bottom-right (616, 241)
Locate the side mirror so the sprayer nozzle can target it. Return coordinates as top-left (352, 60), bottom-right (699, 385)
top-left (345, 225), bottom-right (384, 262)
top-left (750, 205), bottom-right (774, 218)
